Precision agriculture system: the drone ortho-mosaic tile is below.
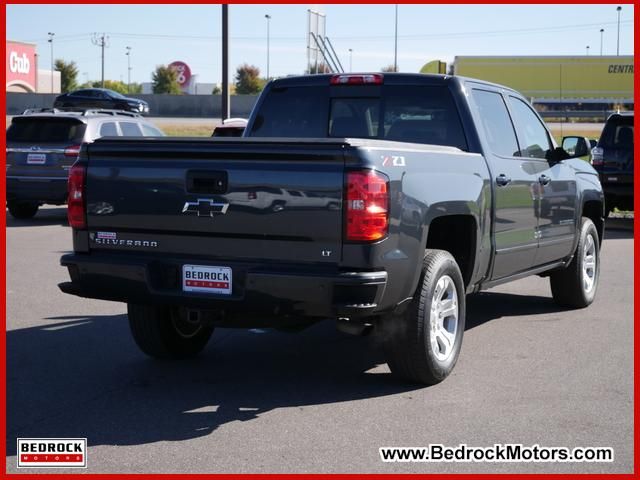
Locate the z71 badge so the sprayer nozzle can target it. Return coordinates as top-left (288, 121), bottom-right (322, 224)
top-left (382, 155), bottom-right (406, 167)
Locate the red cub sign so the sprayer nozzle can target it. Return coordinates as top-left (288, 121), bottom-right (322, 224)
top-left (6, 41), bottom-right (37, 92)
top-left (17, 438), bottom-right (87, 468)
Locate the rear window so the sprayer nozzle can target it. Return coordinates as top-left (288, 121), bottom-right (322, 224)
top-left (7, 117), bottom-right (86, 143)
top-left (119, 122), bottom-right (143, 137)
top-left (599, 115), bottom-right (634, 149)
top-left (250, 84), bottom-right (468, 150)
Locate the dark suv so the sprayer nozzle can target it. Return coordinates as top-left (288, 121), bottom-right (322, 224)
top-left (591, 112), bottom-right (634, 216)
top-left (54, 88), bottom-right (149, 115)
top-left (6, 109), bottom-right (164, 219)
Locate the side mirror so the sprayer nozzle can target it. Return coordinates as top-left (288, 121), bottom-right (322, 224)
top-left (561, 136), bottom-right (591, 158)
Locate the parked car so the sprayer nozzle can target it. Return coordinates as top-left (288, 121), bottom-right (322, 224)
top-left (211, 118), bottom-right (247, 137)
top-left (6, 109), bottom-right (164, 219)
top-left (59, 73), bottom-right (603, 385)
top-left (54, 89), bottom-right (150, 115)
top-left (590, 112), bottom-right (634, 216)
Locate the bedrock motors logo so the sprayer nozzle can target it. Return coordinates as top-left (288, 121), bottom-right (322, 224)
top-left (17, 438), bottom-right (87, 468)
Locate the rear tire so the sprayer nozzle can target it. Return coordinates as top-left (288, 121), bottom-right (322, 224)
top-left (549, 218), bottom-right (600, 308)
top-left (7, 201), bottom-right (39, 219)
top-left (382, 249), bottom-right (465, 385)
top-left (128, 304), bottom-right (214, 359)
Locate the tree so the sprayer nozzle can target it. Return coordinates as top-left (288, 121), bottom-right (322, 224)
top-left (235, 64), bottom-right (264, 94)
top-left (54, 59), bottom-right (79, 93)
top-left (212, 85), bottom-right (221, 95)
top-left (380, 64), bottom-right (398, 72)
top-left (152, 65), bottom-right (182, 94)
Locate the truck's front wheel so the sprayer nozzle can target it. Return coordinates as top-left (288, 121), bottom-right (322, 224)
top-left (382, 249), bottom-right (466, 385)
top-left (128, 304), bottom-right (214, 359)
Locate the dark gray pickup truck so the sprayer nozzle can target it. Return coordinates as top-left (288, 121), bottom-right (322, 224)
top-left (59, 73), bottom-right (604, 385)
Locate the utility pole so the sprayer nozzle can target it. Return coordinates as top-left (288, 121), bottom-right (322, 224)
top-left (348, 48), bottom-right (353, 72)
top-left (92, 33), bottom-right (109, 87)
top-left (586, 45), bottom-right (590, 56)
top-left (616, 6), bottom-right (622, 55)
top-left (600, 29), bottom-right (604, 55)
top-left (47, 32), bottom-right (54, 93)
top-left (393, 5), bottom-right (398, 72)
top-left (265, 14), bottom-right (271, 80)
top-left (126, 46), bottom-right (132, 93)
top-left (221, 5), bottom-right (230, 121)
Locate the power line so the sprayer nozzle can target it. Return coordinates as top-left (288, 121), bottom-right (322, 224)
top-left (22, 19), bottom-right (632, 44)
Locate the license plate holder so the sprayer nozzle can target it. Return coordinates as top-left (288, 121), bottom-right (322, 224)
top-left (26, 153), bottom-right (46, 165)
top-left (182, 264), bottom-right (232, 295)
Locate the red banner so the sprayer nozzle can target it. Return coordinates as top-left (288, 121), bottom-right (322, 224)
top-left (6, 41), bottom-right (37, 92)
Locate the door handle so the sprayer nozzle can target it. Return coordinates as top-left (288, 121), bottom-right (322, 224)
top-left (538, 174), bottom-right (551, 186)
top-left (496, 174), bottom-right (512, 187)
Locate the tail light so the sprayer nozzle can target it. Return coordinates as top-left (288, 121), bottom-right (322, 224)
top-left (590, 146), bottom-right (604, 166)
top-left (346, 170), bottom-right (389, 242)
top-left (67, 162), bottom-right (86, 229)
top-left (64, 144), bottom-right (82, 158)
top-left (330, 74), bottom-right (384, 86)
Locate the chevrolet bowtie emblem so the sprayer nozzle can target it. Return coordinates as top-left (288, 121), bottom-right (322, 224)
top-left (182, 199), bottom-right (229, 217)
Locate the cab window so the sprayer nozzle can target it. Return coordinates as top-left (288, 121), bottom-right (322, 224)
top-left (471, 89), bottom-right (519, 158)
top-left (508, 96), bottom-right (552, 159)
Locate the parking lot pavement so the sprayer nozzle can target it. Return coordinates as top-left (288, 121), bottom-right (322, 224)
top-left (6, 206), bottom-right (634, 474)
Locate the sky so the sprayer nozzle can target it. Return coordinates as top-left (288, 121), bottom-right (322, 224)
top-left (6, 4), bottom-right (636, 86)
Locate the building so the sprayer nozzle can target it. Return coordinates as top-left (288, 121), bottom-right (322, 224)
top-left (450, 56), bottom-right (633, 111)
top-left (6, 40), bottom-right (60, 93)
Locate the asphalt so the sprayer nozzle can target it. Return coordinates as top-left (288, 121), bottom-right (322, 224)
top-left (5, 207), bottom-right (634, 474)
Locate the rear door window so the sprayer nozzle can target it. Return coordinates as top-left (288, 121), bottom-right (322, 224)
top-left (471, 89), bottom-right (520, 158)
top-left (119, 122), bottom-right (143, 137)
top-left (99, 122), bottom-right (119, 136)
top-left (6, 117), bottom-right (86, 143)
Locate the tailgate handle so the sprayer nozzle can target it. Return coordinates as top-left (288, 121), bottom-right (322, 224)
top-left (186, 171), bottom-right (228, 194)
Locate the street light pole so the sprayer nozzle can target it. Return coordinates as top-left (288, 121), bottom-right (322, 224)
top-left (126, 46), bottom-right (131, 93)
top-left (265, 14), bottom-right (271, 80)
top-left (348, 48), bottom-right (353, 72)
top-left (393, 5), bottom-right (398, 71)
top-left (47, 32), bottom-right (55, 93)
top-left (586, 45), bottom-right (590, 56)
top-left (600, 29), bottom-right (604, 55)
top-left (616, 6), bottom-right (622, 55)
top-left (221, 4), bottom-right (230, 121)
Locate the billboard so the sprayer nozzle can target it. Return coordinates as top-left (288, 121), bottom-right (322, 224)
top-left (453, 56), bottom-right (634, 100)
top-left (6, 41), bottom-right (37, 92)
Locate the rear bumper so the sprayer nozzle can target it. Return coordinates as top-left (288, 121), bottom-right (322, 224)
top-left (59, 252), bottom-right (387, 320)
top-left (6, 176), bottom-right (67, 204)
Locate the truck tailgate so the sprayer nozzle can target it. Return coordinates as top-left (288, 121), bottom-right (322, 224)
top-left (84, 138), bottom-right (346, 264)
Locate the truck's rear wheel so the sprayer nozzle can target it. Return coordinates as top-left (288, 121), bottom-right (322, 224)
top-left (7, 201), bottom-right (39, 219)
top-left (128, 304), bottom-right (214, 358)
top-left (549, 218), bottom-right (600, 308)
top-left (382, 249), bottom-right (465, 385)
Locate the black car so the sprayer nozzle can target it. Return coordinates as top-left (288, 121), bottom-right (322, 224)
top-left (54, 88), bottom-right (149, 115)
top-left (591, 112), bottom-right (634, 216)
